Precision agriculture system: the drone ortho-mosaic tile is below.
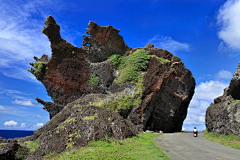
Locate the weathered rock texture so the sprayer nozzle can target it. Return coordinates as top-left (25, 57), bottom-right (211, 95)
top-left (14, 15), bottom-right (196, 159)
top-left (0, 138), bottom-right (29, 160)
top-left (206, 63), bottom-right (240, 137)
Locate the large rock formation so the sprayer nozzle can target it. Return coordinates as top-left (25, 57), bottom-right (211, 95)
top-left (206, 63), bottom-right (240, 137)
top-left (6, 15), bottom-right (196, 159)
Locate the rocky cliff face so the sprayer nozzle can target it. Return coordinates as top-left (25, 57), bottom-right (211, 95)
top-left (206, 63), bottom-right (240, 137)
top-left (12, 15), bottom-right (197, 159)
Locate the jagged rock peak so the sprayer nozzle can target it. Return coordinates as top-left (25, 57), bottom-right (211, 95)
top-left (144, 43), bottom-right (154, 49)
top-left (42, 15), bottom-right (61, 44)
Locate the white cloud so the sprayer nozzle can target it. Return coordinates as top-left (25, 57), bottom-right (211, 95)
top-left (20, 123), bottom-right (26, 128)
top-left (0, 105), bottom-right (9, 111)
top-left (0, 1), bottom-right (52, 83)
top-left (33, 123), bottom-right (43, 128)
top-left (4, 120), bottom-right (18, 127)
top-left (148, 35), bottom-right (190, 53)
top-left (11, 99), bottom-right (34, 106)
top-left (215, 70), bottom-right (232, 79)
top-left (28, 115), bottom-right (42, 118)
top-left (217, 0), bottom-right (240, 50)
top-left (183, 80), bottom-right (228, 128)
top-left (193, 80), bottom-right (228, 101)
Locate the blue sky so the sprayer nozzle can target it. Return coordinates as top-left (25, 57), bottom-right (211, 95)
top-left (0, 0), bottom-right (240, 132)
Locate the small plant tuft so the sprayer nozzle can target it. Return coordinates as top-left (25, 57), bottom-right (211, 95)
top-left (88, 75), bottom-right (100, 87)
top-left (34, 63), bottom-right (43, 75)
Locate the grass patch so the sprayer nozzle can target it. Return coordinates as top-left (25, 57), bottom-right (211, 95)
top-left (150, 55), bottom-right (170, 65)
top-left (115, 49), bottom-right (150, 84)
top-left (88, 74), bottom-right (100, 87)
top-left (44, 132), bottom-right (172, 160)
top-left (105, 96), bottom-right (135, 111)
top-left (229, 100), bottom-right (240, 105)
top-left (0, 143), bottom-right (6, 146)
top-left (203, 130), bottom-right (240, 150)
top-left (19, 139), bottom-right (40, 153)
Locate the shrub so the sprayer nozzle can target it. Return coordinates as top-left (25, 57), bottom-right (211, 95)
top-left (15, 146), bottom-right (29, 160)
top-left (34, 63), bottom-right (43, 75)
top-left (88, 75), bottom-right (100, 87)
top-left (108, 52), bottom-right (126, 68)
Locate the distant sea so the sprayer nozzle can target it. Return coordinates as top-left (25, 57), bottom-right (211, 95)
top-left (0, 129), bottom-right (34, 139)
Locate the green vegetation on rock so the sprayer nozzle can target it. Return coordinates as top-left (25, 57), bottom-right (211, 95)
top-left (0, 143), bottom-right (6, 145)
top-left (64, 118), bottom-right (76, 123)
top-left (150, 55), bottom-right (170, 65)
top-left (105, 96), bottom-right (135, 111)
top-left (116, 49), bottom-right (150, 84)
top-left (15, 146), bottom-right (30, 160)
top-left (19, 139), bottom-right (40, 153)
top-left (88, 74), bottom-right (100, 87)
top-left (229, 100), bottom-right (240, 105)
top-left (83, 116), bottom-right (95, 120)
top-left (43, 133), bottom-right (172, 160)
top-left (203, 130), bottom-right (240, 150)
top-left (34, 63), bottom-right (43, 75)
top-left (108, 52), bottom-right (126, 69)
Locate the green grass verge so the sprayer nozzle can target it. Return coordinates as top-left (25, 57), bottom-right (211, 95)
top-left (203, 130), bottom-right (240, 150)
top-left (44, 132), bottom-right (172, 160)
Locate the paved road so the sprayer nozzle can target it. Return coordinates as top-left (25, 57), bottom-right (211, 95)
top-left (155, 132), bottom-right (240, 160)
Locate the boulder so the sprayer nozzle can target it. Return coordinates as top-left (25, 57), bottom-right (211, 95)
top-left (25, 104), bottom-right (139, 160)
top-left (206, 63), bottom-right (240, 137)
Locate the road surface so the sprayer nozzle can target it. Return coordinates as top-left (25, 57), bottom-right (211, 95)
top-left (155, 132), bottom-right (240, 160)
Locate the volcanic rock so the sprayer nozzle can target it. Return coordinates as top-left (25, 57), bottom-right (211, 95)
top-left (206, 62), bottom-right (240, 137)
top-left (22, 15), bottom-right (195, 159)
top-left (0, 141), bottom-right (29, 160)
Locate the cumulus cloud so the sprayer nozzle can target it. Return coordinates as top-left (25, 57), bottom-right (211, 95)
top-left (148, 35), bottom-right (190, 53)
top-left (217, 0), bottom-right (240, 50)
top-left (193, 80), bottom-right (228, 101)
top-left (33, 123), bottom-right (43, 128)
top-left (4, 120), bottom-right (18, 127)
top-left (20, 123), bottom-right (26, 128)
top-left (183, 80), bottom-right (228, 130)
top-left (11, 99), bottom-right (35, 106)
top-left (215, 70), bottom-right (232, 79)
